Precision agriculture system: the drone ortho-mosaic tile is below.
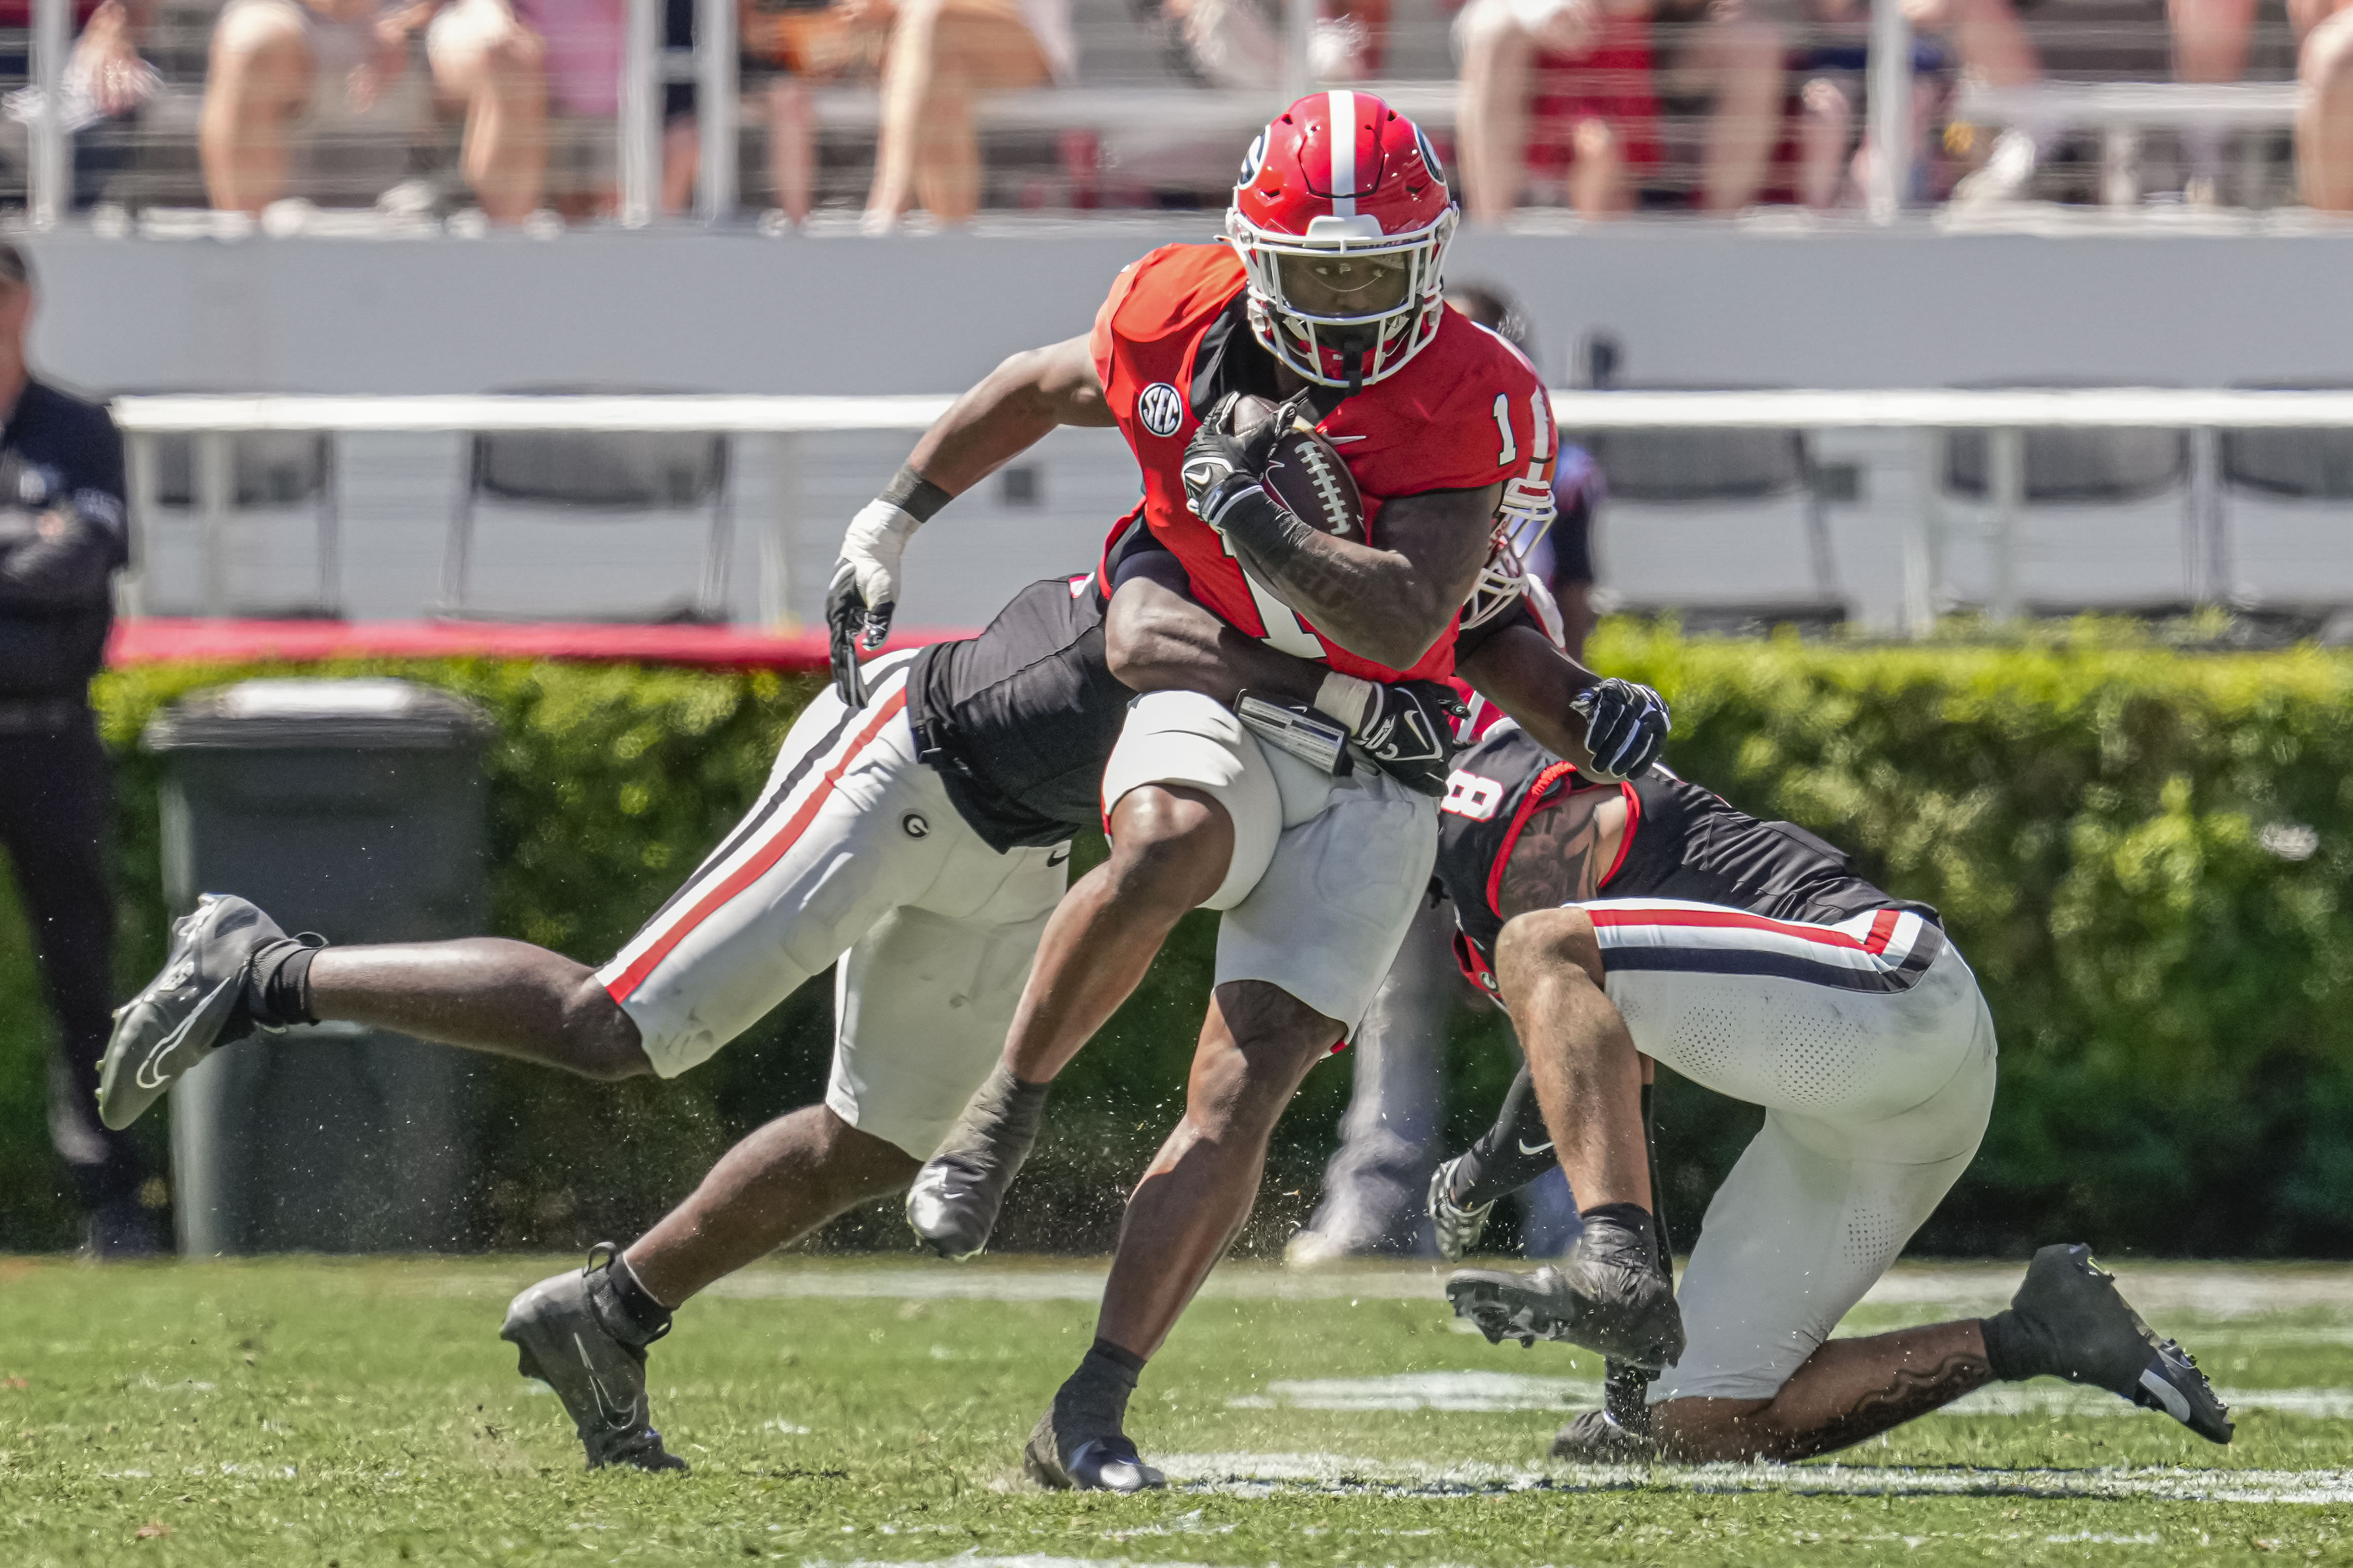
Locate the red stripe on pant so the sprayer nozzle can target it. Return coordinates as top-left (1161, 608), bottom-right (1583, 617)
top-left (1588, 904), bottom-right (1883, 953)
top-left (606, 691), bottom-right (908, 1003)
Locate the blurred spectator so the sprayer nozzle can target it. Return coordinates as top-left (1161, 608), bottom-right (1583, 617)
top-left (0, 0), bottom-right (163, 210)
top-left (2296, 0), bottom-right (2353, 209)
top-left (1784, 0), bottom-right (1952, 211)
top-left (1144, 0), bottom-right (1388, 90)
top-left (2171, 0), bottom-right (2252, 202)
top-left (0, 243), bottom-right (150, 1257)
top-left (667, 0), bottom-right (884, 225)
top-left (200, 0), bottom-right (552, 222)
top-left (1910, 0), bottom-right (2050, 206)
top-left (1454, 0), bottom-right (1657, 217)
top-left (860, 0), bottom-right (1072, 231)
top-left (517, 0), bottom-right (634, 220)
top-left (1454, 0), bottom-right (1788, 217)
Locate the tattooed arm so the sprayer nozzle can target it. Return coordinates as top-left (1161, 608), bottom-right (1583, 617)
top-left (1496, 787), bottom-right (1631, 919)
top-left (1224, 482), bottom-right (1500, 672)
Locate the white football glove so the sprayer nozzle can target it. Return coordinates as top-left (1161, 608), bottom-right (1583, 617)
top-left (825, 499), bottom-right (925, 704)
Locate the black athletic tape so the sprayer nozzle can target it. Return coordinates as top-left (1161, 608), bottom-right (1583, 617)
top-left (1579, 1201), bottom-right (1662, 1272)
top-left (600, 1251), bottom-right (676, 1343)
top-left (878, 464), bottom-right (953, 523)
top-left (244, 936), bottom-right (323, 1029)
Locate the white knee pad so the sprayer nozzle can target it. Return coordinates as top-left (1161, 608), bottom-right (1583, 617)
top-left (1100, 690), bottom-right (1284, 912)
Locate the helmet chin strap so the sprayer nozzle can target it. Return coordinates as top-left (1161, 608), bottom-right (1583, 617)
top-left (1330, 324), bottom-right (1377, 396)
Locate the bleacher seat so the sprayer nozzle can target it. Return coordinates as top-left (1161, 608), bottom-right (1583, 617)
top-left (1572, 390), bottom-right (1845, 635)
top-left (2220, 384), bottom-right (2353, 620)
top-left (1938, 383), bottom-right (2195, 617)
top-left (439, 387), bottom-right (734, 624)
top-left (127, 419), bottom-right (341, 619)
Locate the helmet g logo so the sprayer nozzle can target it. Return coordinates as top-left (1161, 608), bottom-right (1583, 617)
top-left (1137, 382), bottom-right (1186, 437)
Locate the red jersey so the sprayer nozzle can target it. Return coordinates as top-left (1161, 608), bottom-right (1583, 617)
top-left (1091, 243), bottom-right (1555, 683)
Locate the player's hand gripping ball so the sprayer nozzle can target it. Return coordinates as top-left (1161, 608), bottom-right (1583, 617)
top-left (1181, 392), bottom-right (1364, 541)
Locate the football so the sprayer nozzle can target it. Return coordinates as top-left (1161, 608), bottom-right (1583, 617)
top-left (1230, 394), bottom-right (1365, 541)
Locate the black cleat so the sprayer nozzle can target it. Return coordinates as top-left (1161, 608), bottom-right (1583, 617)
top-left (1427, 1157), bottom-right (1496, 1264)
top-left (1549, 1407), bottom-right (1660, 1462)
top-left (1447, 1215), bottom-right (1684, 1369)
top-left (501, 1246), bottom-right (688, 1472)
top-left (97, 893), bottom-right (314, 1131)
top-left (905, 1065), bottom-right (1046, 1261)
top-left (1988, 1243), bottom-right (2233, 1444)
top-left (1022, 1408), bottom-right (1165, 1493)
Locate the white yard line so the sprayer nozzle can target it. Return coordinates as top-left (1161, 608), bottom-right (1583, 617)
top-left (694, 1259), bottom-right (2353, 1316)
top-left (1221, 1369), bottom-right (2353, 1419)
top-left (1156, 1451), bottom-right (2353, 1504)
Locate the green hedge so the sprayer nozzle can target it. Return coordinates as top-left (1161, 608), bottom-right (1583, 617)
top-left (6, 624), bottom-right (2353, 1257)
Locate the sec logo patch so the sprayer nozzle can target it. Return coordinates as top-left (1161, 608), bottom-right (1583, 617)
top-left (1137, 382), bottom-right (1185, 437)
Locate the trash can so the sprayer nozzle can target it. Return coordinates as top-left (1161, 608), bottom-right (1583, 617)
top-left (145, 678), bottom-right (494, 1254)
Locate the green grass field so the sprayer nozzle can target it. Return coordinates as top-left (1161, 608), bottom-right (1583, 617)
top-left (7, 1254), bottom-right (2352, 1566)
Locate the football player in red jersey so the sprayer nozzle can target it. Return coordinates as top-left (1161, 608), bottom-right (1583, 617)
top-left (827, 91), bottom-right (1669, 1490)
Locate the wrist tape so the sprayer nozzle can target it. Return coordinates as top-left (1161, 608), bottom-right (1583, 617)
top-left (877, 463), bottom-right (953, 524)
top-left (1315, 671), bottom-right (1375, 735)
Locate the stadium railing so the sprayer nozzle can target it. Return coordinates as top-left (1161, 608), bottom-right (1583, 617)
top-left (109, 388), bottom-right (2353, 641)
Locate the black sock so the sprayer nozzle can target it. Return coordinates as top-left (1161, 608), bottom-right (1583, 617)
top-left (1980, 1311), bottom-right (2029, 1381)
top-left (1455, 1065), bottom-right (1554, 1209)
top-left (243, 937), bottom-right (323, 1029)
top-left (1055, 1339), bottom-right (1144, 1439)
top-left (595, 1252), bottom-right (674, 1346)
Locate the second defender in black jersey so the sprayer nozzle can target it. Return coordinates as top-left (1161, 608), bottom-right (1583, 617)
top-left (1424, 722), bottom-right (2233, 1467)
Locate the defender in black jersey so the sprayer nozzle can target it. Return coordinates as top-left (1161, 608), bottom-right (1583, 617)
top-left (1425, 723), bottom-right (2233, 1464)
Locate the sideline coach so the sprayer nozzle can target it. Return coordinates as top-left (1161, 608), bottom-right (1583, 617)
top-left (0, 239), bottom-right (150, 1256)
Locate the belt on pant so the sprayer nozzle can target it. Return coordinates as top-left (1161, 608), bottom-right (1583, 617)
top-left (0, 696), bottom-right (89, 733)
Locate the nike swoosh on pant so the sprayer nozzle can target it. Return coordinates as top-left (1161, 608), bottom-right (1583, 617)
top-left (1517, 1139), bottom-right (1554, 1156)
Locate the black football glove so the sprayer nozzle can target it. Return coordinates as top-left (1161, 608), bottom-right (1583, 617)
top-left (1352, 679), bottom-right (1468, 797)
top-left (1577, 678), bottom-right (1670, 782)
top-left (1181, 392), bottom-right (1291, 534)
top-left (825, 560), bottom-right (881, 708)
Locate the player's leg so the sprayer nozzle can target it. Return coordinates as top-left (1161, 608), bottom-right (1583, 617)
top-left (1026, 759), bottom-right (1435, 1490)
top-left (504, 724), bottom-right (1064, 1471)
top-left (1651, 1101), bottom-right (2232, 1455)
top-left (1429, 1062), bottom-right (1554, 1262)
top-left (622, 855), bottom-right (1063, 1305)
top-left (1646, 1098), bottom-right (1991, 1462)
top-left (1432, 1051), bottom-right (1673, 1457)
top-left (495, 1109), bottom-right (910, 1475)
top-left (1444, 906), bottom-right (1682, 1368)
top-left (1024, 979), bottom-right (1336, 1491)
top-left (906, 691), bottom-right (1276, 1257)
top-left (1289, 896), bottom-right (1456, 1264)
top-left (97, 657), bottom-right (933, 1127)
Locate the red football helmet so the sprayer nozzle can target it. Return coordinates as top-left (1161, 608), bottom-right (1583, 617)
top-left (1227, 91), bottom-right (1458, 392)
